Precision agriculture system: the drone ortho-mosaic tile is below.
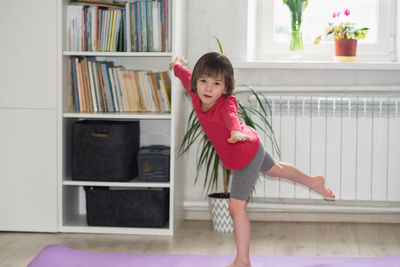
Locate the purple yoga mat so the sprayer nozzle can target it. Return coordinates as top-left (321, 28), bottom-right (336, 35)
top-left (28, 244), bottom-right (400, 267)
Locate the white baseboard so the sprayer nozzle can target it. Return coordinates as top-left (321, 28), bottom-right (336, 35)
top-left (184, 198), bottom-right (400, 223)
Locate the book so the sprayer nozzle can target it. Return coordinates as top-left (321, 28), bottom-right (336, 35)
top-left (111, 67), bottom-right (124, 112)
top-left (90, 6), bottom-right (98, 51)
top-left (87, 59), bottom-right (98, 112)
top-left (113, 10), bottom-right (121, 51)
top-left (105, 9), bottom-right (111, 51)
top-left (117, 68), bottom-right (129, 111)
top-left (149, 72), bottom-right (162, 112)
top-left (91, 61), bottom-right (104, 111)
top-left (74, 58), bottom-right (85, 111)
top-left (144, 72), bottom-right (157, 112)
top-left (134, 71), bottom-right (146, 111)
top-left (123, 70), bottom-right (134, 111)
top-left (138, 71), bottom-right (151, 111)
top-left (152, 1), bottom-right (160, 52)
top-left (81, 57), bottom-right (92, 112)
top-left (125, 2), bottom-right (131, 52)
top-left (96, 62), bottom-right (108, 111)
top-left (141, 2), bottom-right (147, 52)
top-left (158, 72), bottom-right (171, 112)
top-left (100, 62), bottom-right (115, 112)
top-left (108, 67), bottom-right (119, 112)
top-left (70, 59), bottom-right (80, 111)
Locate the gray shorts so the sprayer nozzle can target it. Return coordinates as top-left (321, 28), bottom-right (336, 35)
top-left (230, 143), bottom-right (275, 201)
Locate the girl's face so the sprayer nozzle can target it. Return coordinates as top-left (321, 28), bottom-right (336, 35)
top-left (196, 75), bottom-right (227, 111)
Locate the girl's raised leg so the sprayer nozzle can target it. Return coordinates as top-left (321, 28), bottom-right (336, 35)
top-left (265, 161), bottom-right (335, 199)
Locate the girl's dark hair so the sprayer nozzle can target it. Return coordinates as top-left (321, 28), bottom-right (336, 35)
top-left (191, 52), bottom-right (235, 96)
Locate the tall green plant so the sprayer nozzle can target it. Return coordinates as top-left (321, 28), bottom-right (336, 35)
top-left (179, 38), bottom-right (280, 197)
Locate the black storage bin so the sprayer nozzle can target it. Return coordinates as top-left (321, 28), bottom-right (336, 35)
top-left (72, 120), bottom-right (140, 182)
top-left (84, 187), bottom-right (169, 228)
top-left (137, 145), bottom-right (170, 182)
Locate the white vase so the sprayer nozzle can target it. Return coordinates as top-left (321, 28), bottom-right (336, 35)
top-left (208, 194), bottom-right (234, 233)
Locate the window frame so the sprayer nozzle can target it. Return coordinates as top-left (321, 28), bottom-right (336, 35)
top-left (255, 0), bottom-right (396, 61)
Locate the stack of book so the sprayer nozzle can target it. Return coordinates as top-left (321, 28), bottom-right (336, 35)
top-left (70, 57), bottom-right (171, 113)
top-left (66, 4), bottom-right (125, 52)
top-left (125, 0), bottom-right (170, 52)
top-left (66, 0), bottom-right (170, 52)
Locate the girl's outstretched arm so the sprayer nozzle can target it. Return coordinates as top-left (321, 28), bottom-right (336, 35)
top-left (222, 98), bottom-right (251, 144)
top-left (170, 56), bottom-right (192, 92)
top-left (169, 56), bottom-right (187, 69)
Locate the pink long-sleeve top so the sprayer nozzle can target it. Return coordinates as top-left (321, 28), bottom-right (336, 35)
top-left (174, 64), bottom-right (260, 170)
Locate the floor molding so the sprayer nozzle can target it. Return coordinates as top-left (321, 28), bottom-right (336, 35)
top-left (184, 198), bottom-right (400, 223)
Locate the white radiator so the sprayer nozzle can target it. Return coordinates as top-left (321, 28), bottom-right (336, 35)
top-left (246, 92), bottom-right (400, 202)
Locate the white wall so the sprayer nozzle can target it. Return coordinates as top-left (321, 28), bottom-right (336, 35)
top-left (182, 0), bottom-right (400, 202)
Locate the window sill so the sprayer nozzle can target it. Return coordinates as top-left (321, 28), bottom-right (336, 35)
top-left (233, 60), bottom-right (400, 70)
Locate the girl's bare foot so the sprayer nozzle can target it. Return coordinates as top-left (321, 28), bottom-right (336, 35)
top-left (225, 258), bottom-right (251, 267)
top-left (308, 176), bottom-right (335, 199)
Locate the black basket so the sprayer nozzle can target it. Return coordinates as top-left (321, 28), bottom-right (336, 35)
top-left (85, 187), bottom-right (169, 228)
top-left (72, 120), bottom-right (140, 182)
top-left (138, 145), bottom-right (170, 182)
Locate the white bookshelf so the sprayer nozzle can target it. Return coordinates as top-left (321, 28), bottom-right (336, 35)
top-left (57, 0), bottom-right (186, 235)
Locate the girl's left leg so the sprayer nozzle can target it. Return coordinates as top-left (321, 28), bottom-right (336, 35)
top-left (225, 197), bottom-right (252, 267)
top-left (265, 161), bottom-right (335, 198)
top-left (227, 144), bottom-right (266, 267)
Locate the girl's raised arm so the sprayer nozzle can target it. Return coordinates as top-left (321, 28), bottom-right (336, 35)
top-left (171, 57), bottom-right (192, 93)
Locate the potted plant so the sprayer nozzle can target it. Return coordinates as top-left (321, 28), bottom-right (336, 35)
top-left (282, 0), bottom-right (309, 59)
top-left (179, 38), bottom-right (280, 232)
top-left (314, 9), bottom-right (369, 62)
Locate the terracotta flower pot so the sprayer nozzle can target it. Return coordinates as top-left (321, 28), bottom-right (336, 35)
top-left (334, 39), bottom-right (357, 62)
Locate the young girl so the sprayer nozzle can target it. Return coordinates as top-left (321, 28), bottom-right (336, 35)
top-left (170, 52), bottom-right (335, 267)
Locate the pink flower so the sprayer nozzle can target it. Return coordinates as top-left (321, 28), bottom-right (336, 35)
top-left (332, 12), bottom-right (336, 18)
top-left (344, 9), bottom-right (350, 16)
top-left (328, 22), bottom-right (333, 26)
top-left (337, 12), bottom-right (341, 17)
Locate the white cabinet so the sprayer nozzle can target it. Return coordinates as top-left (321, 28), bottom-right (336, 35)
top-left (0, 0), bottom-right (57, 109)
top-left (0, 110), bottom-right (57, 232)
top-left (58, 0), bottom-right (186, 235)
top-left (0, 0), bottom-right (57, 231)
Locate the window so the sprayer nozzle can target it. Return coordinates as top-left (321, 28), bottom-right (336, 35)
top-left (255, 0), bottom-right (395, 61)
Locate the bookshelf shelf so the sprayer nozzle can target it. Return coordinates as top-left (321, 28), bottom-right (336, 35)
top-left (63, 51), bottom-right (173, 57)
top-left (58, 0), bottom-right (186, 235)
top-left (63, 180), bottom-right (171, 188)
top-left (63, 112), bottom-right (171, 120)
top-left (61, 214), bottom-right (172, 235)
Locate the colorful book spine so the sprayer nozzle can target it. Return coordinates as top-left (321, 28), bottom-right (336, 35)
top-left (70, 57), bottom-right (171, 113)
top-left (123, 0), bottom-right (169, 52)
top-left (67, 3), bottom-right (124, 52)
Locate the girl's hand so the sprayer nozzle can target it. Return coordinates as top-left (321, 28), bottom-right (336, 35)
top-left (169, 56), bottom-right (187, 69)
top-left (228, 130), bottom-right (251, 144)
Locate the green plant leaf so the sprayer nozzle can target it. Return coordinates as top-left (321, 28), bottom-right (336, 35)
top-left (215, 36), bottom-right (224, 54)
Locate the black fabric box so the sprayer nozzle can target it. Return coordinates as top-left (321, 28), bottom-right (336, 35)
top-left (84, 187), bottom-right (169, 228)
top-left (72, 120), bottom-right (140, 182)
top-left (138, 145), bottom-right (170, 182)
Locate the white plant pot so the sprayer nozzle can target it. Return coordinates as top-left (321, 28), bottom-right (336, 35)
top-left (208, 193), bottom-right (234, 233)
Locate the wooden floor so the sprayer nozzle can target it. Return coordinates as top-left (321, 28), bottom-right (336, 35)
top-left (1, 221), bottom-right (400, 267)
